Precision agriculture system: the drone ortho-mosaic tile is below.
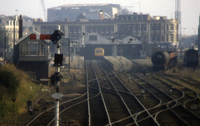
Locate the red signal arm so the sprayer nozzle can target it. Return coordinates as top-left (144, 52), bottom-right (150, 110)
top-left (30, 34), bottom-right (52, 40)
top-left (40, 34), bottom-right (52, 40)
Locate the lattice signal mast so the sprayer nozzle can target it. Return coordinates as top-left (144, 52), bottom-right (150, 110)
top-left (175, 0), bottom-right (181, 40)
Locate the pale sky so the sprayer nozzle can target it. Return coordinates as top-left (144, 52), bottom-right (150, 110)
top-left (0, 0), bottom-right (199, 35)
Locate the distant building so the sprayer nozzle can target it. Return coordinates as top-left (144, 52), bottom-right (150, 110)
top-left (34, 12), bottom-right (178, 57)
top-left (0, 15), bottom-right (19, 59)
top-left (0, 15), bottom-right (35, 60)
top-left (78, 33), bottom-right (142, 59)
top-left (116, 14), bottom-right (179, 54)
top-left (47, 4), bottom-right (120, 22)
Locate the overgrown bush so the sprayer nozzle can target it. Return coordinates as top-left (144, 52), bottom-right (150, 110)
top-left (0, 70), bottom-right (20, 94)
top-left (0, 64), bottom-right (42, 118)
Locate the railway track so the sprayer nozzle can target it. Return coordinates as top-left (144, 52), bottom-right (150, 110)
top-left (89, 61), bottom-right (137, 125)
top-left (131, 59), bottom-right (200, 125)
top-left (152, 74), bottom-right (200, 124)
top-left (26, 94), bottom-right (87, 126)
top-left (86, 60), bottom-right (110, 126)
top-left (130, 71), bottom-right (200, 125)
top-left (100, 61), bottom-right (159, 126)
top-left (26, 59), bottom-right (200, 126)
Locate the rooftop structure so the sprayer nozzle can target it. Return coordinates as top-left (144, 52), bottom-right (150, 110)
top-left (47, 4), bottom-right (120, 22)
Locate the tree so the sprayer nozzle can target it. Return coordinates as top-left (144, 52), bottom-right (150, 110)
top-left (0, 70), bottom-right (20, 94)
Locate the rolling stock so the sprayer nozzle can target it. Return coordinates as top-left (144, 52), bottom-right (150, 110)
top-left (151, 51), bottom-right (177, 71)
top-left (94, 48), bottom-right (104, 56)
top-left (184, 49), bottom-right (199, 68)
top-left (0, 57), bottom-right (4, 65)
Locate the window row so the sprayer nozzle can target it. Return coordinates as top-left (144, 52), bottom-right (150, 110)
top-left (85, 26), bottom-right (114, 33)
top-left (19, 44), bottom-right (48, 56)
top-left (118, 16), bottom-right (147, 21)
top-left (118, 24), bottom-right (147, 31)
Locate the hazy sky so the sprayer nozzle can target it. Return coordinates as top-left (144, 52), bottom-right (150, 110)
top-left (0, 0), bottom-right (199, 35)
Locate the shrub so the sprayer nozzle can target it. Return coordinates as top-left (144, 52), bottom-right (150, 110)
top-left (0, 70), bottom-right (20, 95)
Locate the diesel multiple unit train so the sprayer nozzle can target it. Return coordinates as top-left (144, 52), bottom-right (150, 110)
top-left (94, 48), bottom-right (104, 56)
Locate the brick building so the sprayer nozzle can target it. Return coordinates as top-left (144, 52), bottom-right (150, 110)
top-left (33, 12), bottom-right (178, 57)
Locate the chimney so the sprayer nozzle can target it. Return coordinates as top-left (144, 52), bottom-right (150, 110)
top-left (19, 15), bottom-right (23, 39)
top-left (99, 10), bottom-right (104, 20)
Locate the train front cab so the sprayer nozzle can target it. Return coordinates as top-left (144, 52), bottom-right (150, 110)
top-left (94, 48), bottom-right (104, 60)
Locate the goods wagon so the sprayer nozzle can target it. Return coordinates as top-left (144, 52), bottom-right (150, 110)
top-left (151, 51), bottom-right (177, 71)
top-left (184, 49), bottom-right (198, 68)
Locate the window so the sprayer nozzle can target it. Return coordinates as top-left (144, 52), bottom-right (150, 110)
top-left (19, 43), bottom-right (47, 56)
top-left (151, 34), bottom-right (155, 41)
top-left (156, 25), bottom-right (161, 30)
top-left (133, 25), bottom-right (137, 31)
top-left (170, 24), bottom-right (174, 30)
top-left (143, 25), bottom-right (146, 31)
top-left (156, 35), bottom-right (160, 41)
top-left (161, 35), bottom-right (164, 41)
top-left (170, 34), bottom-right (174, 42)
top-left (89, 35), bottom-right (97, 41)
top-left (151, 24), bottom-right (155, 30)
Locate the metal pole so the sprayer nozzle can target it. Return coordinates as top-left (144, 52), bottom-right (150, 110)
top-left (55, 99), bottom-right (59, 126)
top-left (68, 39), bottom-right (71, 74)
top-left (13, 18), bottom-right (15, 48)
top-left (4, 36), bottom-right (6, 60)
top-left (55, 25), bottom-right (61, 126)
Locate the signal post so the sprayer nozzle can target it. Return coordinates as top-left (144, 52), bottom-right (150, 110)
top-left (39, 28), bottom-right (64, 126)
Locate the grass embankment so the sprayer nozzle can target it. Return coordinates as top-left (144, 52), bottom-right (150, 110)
top-left (0, 64), bottom-right (42, 125)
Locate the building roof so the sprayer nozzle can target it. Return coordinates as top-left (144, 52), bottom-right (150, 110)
top-left (0, 15), bottom-right (13, 26)
top-left (16, 30), bottom-right (49, 45)
top-left (50, 3), bottom-right (120, 9)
